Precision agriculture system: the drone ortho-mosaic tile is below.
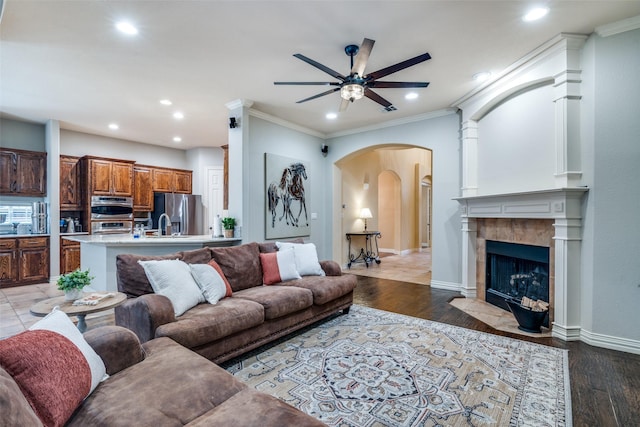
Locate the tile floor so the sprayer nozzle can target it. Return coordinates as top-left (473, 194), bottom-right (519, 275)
top-left (344, 249), bottom-right (432, 285)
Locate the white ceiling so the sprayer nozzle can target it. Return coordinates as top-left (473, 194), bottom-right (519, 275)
top-left (1, 1), bottom-right (639, 150)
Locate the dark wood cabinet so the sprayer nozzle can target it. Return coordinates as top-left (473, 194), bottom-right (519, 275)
top-left (0, 148), bottom-right (46, 196)
top-left (151, 167), bottom-right (192, 195)
top-left (60, 155), bottom-right (82, 210)
top-left (174, 170), bottom-right (192, 194)
top-left (133, 165), bottom-right (153, 211)
top-left (60, 238), bottom-right (81, 274)
top-left (84, 157), bottom-right (134, 197)
top-left (0, 237), bottom-right (49, 288)
top-left (0, 239), bottom-right (17, 287)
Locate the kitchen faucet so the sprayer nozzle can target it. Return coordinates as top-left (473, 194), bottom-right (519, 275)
top-left (158, 213), bottom-right (171, 236)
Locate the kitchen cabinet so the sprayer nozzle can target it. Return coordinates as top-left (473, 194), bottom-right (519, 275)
top-left (0, 239), bottom-right (17, 287)
top-left (84, 157), bottom-right (134, 197)
top-left (60, 237), bottom-right (81, 274)
top-left (152, 167), bottom-right (192, 194)
top-left (60, 155), bottom-right (82, 210)
top-left (0, 148), bottom-right (47, 196)
top-left (133, 165), bottom-right (153, 211)
top-left (0, 237), bottom-right (49, 288)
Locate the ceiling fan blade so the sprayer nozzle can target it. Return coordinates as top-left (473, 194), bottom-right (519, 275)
top-left (366, 52), bottom-right (431, 81)
top-left (364, 89), bottom-right (394, 109)
top-left (368, 81), bottom-right (430, 88)
top-left (274, 82), bottom-right (340, 86)
top-left (352, 38), bottom-right (375, 76)
top-left (296, 87), bottom-right (341, 104)
top-left (339, 98), bottom-right (350, 112)
top-left (294, 53), bottom-right (345, 80)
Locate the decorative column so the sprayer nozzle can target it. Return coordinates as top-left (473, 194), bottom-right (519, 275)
top-left (553, 35), bottom-right (586, 188)
top-left (552, 218), bottom-right (583, 341)
top-left (460, 215), bottom-right (477, 298)
top-left (461, 120), bottom-right (478, 197)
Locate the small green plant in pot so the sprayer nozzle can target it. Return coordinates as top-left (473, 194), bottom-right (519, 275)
top-left (57, 269), bottom-right (94, 301)
top-left (221, 217), bottom-right (236, 238)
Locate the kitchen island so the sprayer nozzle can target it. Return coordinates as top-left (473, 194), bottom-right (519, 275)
top-left (64, 234), bottom-right (241, 292)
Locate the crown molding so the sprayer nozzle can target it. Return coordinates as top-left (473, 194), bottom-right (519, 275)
top-left (326, 108), bottom-right (457, 139)
top-left (225, 99), bottom-right (254, 110)
top-left (248, 109), bottom-right (326, 139)
top-left (595, 14), bottom-right (640, 37)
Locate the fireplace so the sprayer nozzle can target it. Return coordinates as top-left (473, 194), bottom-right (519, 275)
top-left (485, 240), bottom-right (550, 327)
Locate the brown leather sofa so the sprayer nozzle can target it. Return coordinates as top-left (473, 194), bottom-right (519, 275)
top-left (114, 241), bottom-right (357, 364)
top-left (2, 325), bottom-right (326, 426)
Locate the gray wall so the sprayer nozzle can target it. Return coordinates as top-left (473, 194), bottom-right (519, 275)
top-left (0, 118), bottom-right (45, 151)
top-left (581, 28), bottom-right (640, 343)
top-left (326, 111), bottom-right (462, 289)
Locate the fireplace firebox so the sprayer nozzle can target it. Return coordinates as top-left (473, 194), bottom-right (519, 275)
top-left (485, 240), bottom-right (550, 327)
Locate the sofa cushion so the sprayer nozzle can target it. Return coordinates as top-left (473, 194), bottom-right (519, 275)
top-left (0, 367), bottom-right (43, 427)
top-left (68, 337), bottom-right (248, 426)
top-left (155, 298), bottom-right (265, 348)
top-left (0, 310), bottom-right (107, 427)
top-left (117, 253), bottom-right (179, 297)
top-left (276, 241), bottom-right (325, 276)
top-left (258, 237), bottom-right (304, 254)
top-left (233, 286), bottom-right (313, 320)
top-left (285, 274), bottom-right (357, 305)
top-left (138, 259), bottom-right (205, 316)
top-left (179, 247), bottom-right (213, 264)
top-left (210, 242), bottom-right (262, 291)
top-left (259, 247), bottom-right (301, 285)
top-left (187, 388), bottom-right (326, 427)
top-left (190, 263), bottom-right (228, 304)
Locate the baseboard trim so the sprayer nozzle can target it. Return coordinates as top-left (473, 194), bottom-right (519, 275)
top-left (579, 328), bottom-right (640, 355)
top-left (430, 280), bottom-right (461, 292)
top-left (552, 323), bottom-right (581, 341)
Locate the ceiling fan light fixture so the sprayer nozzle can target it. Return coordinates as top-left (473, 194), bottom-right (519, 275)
top-left (341, 84), bottom-right (364, 102)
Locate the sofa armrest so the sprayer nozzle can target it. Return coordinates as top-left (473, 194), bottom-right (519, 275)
top-left (320, 260), bottom-right (342, 276)
top-left (83, 326), bottom-right (145, 375)
top-left (114, 294), bottom-right (176, 343)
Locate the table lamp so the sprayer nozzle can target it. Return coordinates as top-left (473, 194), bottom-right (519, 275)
top-left (360, 208), bottom-right (373, 231)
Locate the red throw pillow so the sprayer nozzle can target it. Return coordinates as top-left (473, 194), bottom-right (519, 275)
top-left (208, 259), bottom-right (233, 297)
top-left (259, 248), bottom-right (301, 285)
top-left (0, 330), bottom-right (92, 427)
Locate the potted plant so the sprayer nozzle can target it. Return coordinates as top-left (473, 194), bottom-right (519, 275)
top-left (221, 217), bottom-right (236, 238)
top-left (57, 269), bottom-right (94, 301)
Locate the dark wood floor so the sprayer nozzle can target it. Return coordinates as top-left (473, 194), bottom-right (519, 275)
top-left (353, 275), bottom-right (640, 427)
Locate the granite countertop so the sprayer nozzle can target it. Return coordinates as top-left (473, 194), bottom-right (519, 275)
top-left (64, 233), bottom-right (241, 246)
top-left (0, 233), bottom-right (50, 239)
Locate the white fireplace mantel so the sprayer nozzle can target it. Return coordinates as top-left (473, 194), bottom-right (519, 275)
top-left (454, 187), bottom-right (588, 341)
top-left (454, 187), bottom-right (588, 220)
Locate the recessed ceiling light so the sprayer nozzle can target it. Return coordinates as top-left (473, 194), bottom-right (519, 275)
top-left (173, 111), bottom-right (184, 120)
top-left (522, 7), bottom-right (549, 22)
top-left (405, 92), bottom-right (419, 100)
top-left (108, 123), bottom-right (119, 130)
top-left (115, 21), bottom-right (138, 35)
top-left (159, 99), bottom-right (172, 106)
top-left (326, 112), bottom-right (337, 120)
top-left (173, 136), bottom-right (182, 143)
top-left (473, 72), bottom-right (492, 82)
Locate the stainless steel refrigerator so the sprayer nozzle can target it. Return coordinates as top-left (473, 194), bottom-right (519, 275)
top-left (152, 193), bottom-right (204, 235)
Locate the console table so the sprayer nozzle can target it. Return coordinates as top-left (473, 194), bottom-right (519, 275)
top-left (346, 231), bottom-right (382, 268)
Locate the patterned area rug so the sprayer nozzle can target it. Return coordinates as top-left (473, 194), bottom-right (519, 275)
top-left (224, 306), bottom-right (571, 426)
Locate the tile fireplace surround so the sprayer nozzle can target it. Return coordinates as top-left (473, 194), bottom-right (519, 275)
top-left (455, 188), bottom-right (588, 341)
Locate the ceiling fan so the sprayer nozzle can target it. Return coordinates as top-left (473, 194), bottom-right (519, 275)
top-left (274, 38), bottom-right (431, 112)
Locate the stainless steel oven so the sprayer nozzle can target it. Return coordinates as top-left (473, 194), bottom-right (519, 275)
top-left (90, 196), bottom-right (133, 220)
top-left (91, 221), bottom-right (133, 234)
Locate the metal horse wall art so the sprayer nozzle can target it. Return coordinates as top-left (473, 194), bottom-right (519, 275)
top-left (268, 162), bottom-right (308, 229)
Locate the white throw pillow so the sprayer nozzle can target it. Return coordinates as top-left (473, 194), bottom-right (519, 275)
top-left (276, 242), bottom-right (325, 276)
top-left (189, 263), bottom-right (227, 304)
top-left (138, 259), bottom-right (205, 316)
top-left (29, 308), bottom-right (108, 393)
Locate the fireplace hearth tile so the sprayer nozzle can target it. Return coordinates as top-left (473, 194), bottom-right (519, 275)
top-left (449, 297), bottom-right (552, 338)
